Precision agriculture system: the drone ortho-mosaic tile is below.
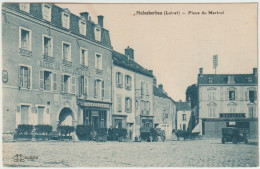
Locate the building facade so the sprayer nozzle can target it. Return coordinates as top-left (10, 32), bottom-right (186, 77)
top-left (2, 3), bottom-right (113, 133)
top-left (112, 48), bottom-right (154, 139)
top-left (194, 68), bottom-right (258, 137)
top-left (176, 101), bottom-right (192, 131)
top-left (153, 83), bottom-right (176, 139)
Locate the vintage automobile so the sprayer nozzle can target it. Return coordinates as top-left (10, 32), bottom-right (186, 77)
top-left (221, 127), bottom-right (248, 144)
top-left (140, 127), bottom-right (166, 142)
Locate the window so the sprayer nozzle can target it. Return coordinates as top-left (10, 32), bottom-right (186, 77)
top-left (94, 26), bottom-right (101, 41)
top-left (248, 105), bottom-right (256, 118)
top-left (43, 35), bottom-right (53, 57)
top-left (79, 76), bottom-right (88, 95)
top-left (79, 20), bottom-right (86, 36)
top-left (229, 91), bottom-right (235, 100)
top-left (208, 78), bottom-right (213, 83)
top-left (182, 114), bottom-right (186, 121)
top-left (125, 97), bottom-right (132, 113)
top-left (62, 12), bottom-right (70, 29)
top-left (116, 72), bottom-right (123, 87)
top-left (83, 109), bottom-right (91, 125)
top-left (21, 105), bottom-right (30, 124)
top-left (115, 119), bottom-right (122, 129)
top-left (228, 104), bottom-right (236, 113)
top-left (208, 104), bottom-right (216, 117)
top-left (248, 77), bottom-right (252, 82)
top-left (62, 42), bottom-right (71, 61)
top-left (42, 4), bottom-right (51, 21)
top-left (80, 48), bottom-right (88, 66)
top-left (61, 75), bottom-right (75, 94)
top-left (249, 90), bottom-right (256, 102)
top-left (141, 81), bottom-right (145, 98)
top-left (19, 66), bottom-right (31, 89)
top-left (39, 70), bottom-right (57, 91)
top-left (142, 119), bottom-right (153, 127)
top-left (125, 75), bottom-right (132, 89)
top-left (37, 106), bottom-right (45, 124)
top-left (94, 79), bottom-right (104, 98)
top-left (145, 101), bottom-right (150, 114)
top-left (99, 110), bottom-right (106, 128)
top-left (146, 83), bottom-right (149, 96)
top-left (227, 76), bottom-right (235, 83)
top-left (183, 124), bottom-right (186, 131)
top-left (95, 53), bottom-right (102, 70)
top-left (117, 95), bottom-right (122, 112)
top-left (19, 27), bottom-right (31, 51)
top-left (20, 3), bottom-right (30, 13)
top-left (208, 90), bottom-right (216, 100)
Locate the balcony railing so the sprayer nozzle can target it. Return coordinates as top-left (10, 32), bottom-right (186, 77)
top-left (19, 48), bottom-right (32, 58)
top-left (96, 69), bottom-right (103, 75)
top-left (62, 60), bottom-right (72, 66)
top-left (43, 54), bottom-right (54, 62)
top-left (80, 65), bottom-right (88, 71)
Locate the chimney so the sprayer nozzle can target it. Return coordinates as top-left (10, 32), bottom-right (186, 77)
top-left (125, 46), bottom-right (134, 60)
top-left (158, 84), bottom-right (163, 91)
top-left (153, 76), bottom-right (157, 86)
top-left (98, 15), bottom-right (104, 27)
top-left (253, 68), bottom-right (257, 76)
top-left (80, 12), bottom-right (89, 21)
top-left (199, 68), bottom-right (203, 77)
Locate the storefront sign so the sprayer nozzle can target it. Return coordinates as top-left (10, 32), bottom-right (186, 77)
top-left (80, 102), bottom-right (110, 109)
top-left (219, 113), bottom-right (245, 118)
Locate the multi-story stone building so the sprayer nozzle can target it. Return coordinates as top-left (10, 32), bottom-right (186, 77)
top-left (176, 101), bottom-right (192, 131)
top-left (2, 3), bottom-right (113, 133)
top-left (194, 68), bottom-right (258, 137)
top-left (112, 47), bottom-right (154, 139)
top-left (153, 83), bottom-right (176, 139)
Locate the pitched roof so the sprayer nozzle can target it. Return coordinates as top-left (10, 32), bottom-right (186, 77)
top-left (198, 74), bottom-right (257, 85)
top-left (176, 102), bottom-right (191, 111)
top-left (3, 3), bottom-right (112, 48)
top-left (112, 51), bottom-right (153, 77)
top-left (153, 86), bottom-right (169, 98)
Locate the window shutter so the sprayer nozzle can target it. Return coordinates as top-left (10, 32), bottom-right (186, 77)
top-left (19, 67), bottom-right (23, 87)
top-left (94, 80), bottom-right (97, 98)
top-left (245, 91), bottom-right (248, 101)
top-left (84, 51), bottom-right (88, 66)
top-left (235, 91), bottom-right (238, 100)
top-left (125, 98), bottom-right (128, 112)
top-left (226, 90), bottom-right (229, 100)
top-left (102, 80), bottom-right (104, 98)
top-left (120, 73), bottom-right (123, 87)
top-left (117, 95), bottom-right (122, 112)
top-left (125, 75), bottom-right (127, 88)
top-left (52, 73), bottom-right (57, 91)
top-left (27, 68), bottom-right (31, 89)
top-left (61, 75), bottom-right (64, 92)
top-left (84, 77), bottom-right (88, 95)
top-left (71, 76), bottom-right (76, 94)
top-left (39, 70), bottom-right (44, 90)
top-left (255, 91), bottom-right (257, 100)
top-left (129, 76), bottom-right (132, 89)
top-left (146, 83), bottom-right (149, 95)
top-left (130, 98), bottom-right (132, 113)
top-left (141, 81), bottom-right (144, 95)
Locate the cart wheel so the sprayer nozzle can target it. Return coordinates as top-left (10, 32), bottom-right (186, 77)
top-left (221, 137), bottom-right (225, 144)
top-left (244, 138), bottom-right (248, 144)
top-left (232, 137), bottom-right (237, 144)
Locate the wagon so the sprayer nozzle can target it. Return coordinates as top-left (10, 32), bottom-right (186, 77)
top-left (221, 127), bottom-right (248, 144)
top-left (140, 127), bottom-right (166, 142)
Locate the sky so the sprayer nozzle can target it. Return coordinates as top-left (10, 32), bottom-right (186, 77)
top-left (56, 3), bottom-right (257, 101)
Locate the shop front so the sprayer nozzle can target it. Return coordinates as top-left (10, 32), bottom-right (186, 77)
top-left (79, 101), bottom-right (111, 129)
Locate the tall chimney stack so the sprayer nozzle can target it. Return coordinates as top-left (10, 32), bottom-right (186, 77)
top-left (125, 46), bottom-right (134, 60)
top-left (253, 68), bottom-right (257, 77)
top-left (199, 68), bottom-right (203, 77)
top-left (153, 76), bottom-right (157, 86)
top-left (80, 12), bottom-right (89, 21)
top-left (97, 15), bottom-right (104, 27)
top-left (158, 84), bottom-right (163, 91)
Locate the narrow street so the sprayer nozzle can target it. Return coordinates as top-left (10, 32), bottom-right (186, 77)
top-left (3, 139), bottom-right (258, 167)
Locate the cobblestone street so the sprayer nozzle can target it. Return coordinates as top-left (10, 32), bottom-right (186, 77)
top-left (2, 139), bottom-right (258, 167)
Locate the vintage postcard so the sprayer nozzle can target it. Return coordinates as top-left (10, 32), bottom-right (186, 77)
top-left (1, 2), bottom-right (258, 167)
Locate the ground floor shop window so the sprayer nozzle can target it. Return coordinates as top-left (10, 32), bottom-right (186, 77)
top-left (21, 105), bottom-right (29, 124)
top-left (83, 109), bottom-right (107, 128)
top-left (142, 119), bottom-right (153, 127)
top-left (115, 119), bottom-right (122, 128)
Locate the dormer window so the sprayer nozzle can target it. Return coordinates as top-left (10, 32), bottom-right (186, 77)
top-left (94, 26), bottom-right (101, 41)
top-left (79, 20), bottom-right (86, 36)
top-left (208, 78), bottom-right (213, 83)
top-left (42, 4), bottom-right (51, 22)
top-left (248, 77), bottom-right (252, 82)
top-left (62, 12), bottom-right (70, 29)
top-left (20, 3), bottom-right (30, 13)
top-left (227, 75), bottom-right (235, 84)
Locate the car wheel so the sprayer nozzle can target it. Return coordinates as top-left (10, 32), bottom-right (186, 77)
top-left (222, 137), bottom-right (225, 144)
top-left (232, 137), bottom-right (237, 144)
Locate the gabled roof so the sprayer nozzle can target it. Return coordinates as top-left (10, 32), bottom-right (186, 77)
top-left (3, 3), bottom-right (112, 48)
top-left (112, 51), bottom-right (153, 77)
top-left (176, 102), bottom-right (191, 111)
top-left (198, 74), bottom-right (257, 85)
top-left (153, 86), bottom-right (168, 98)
